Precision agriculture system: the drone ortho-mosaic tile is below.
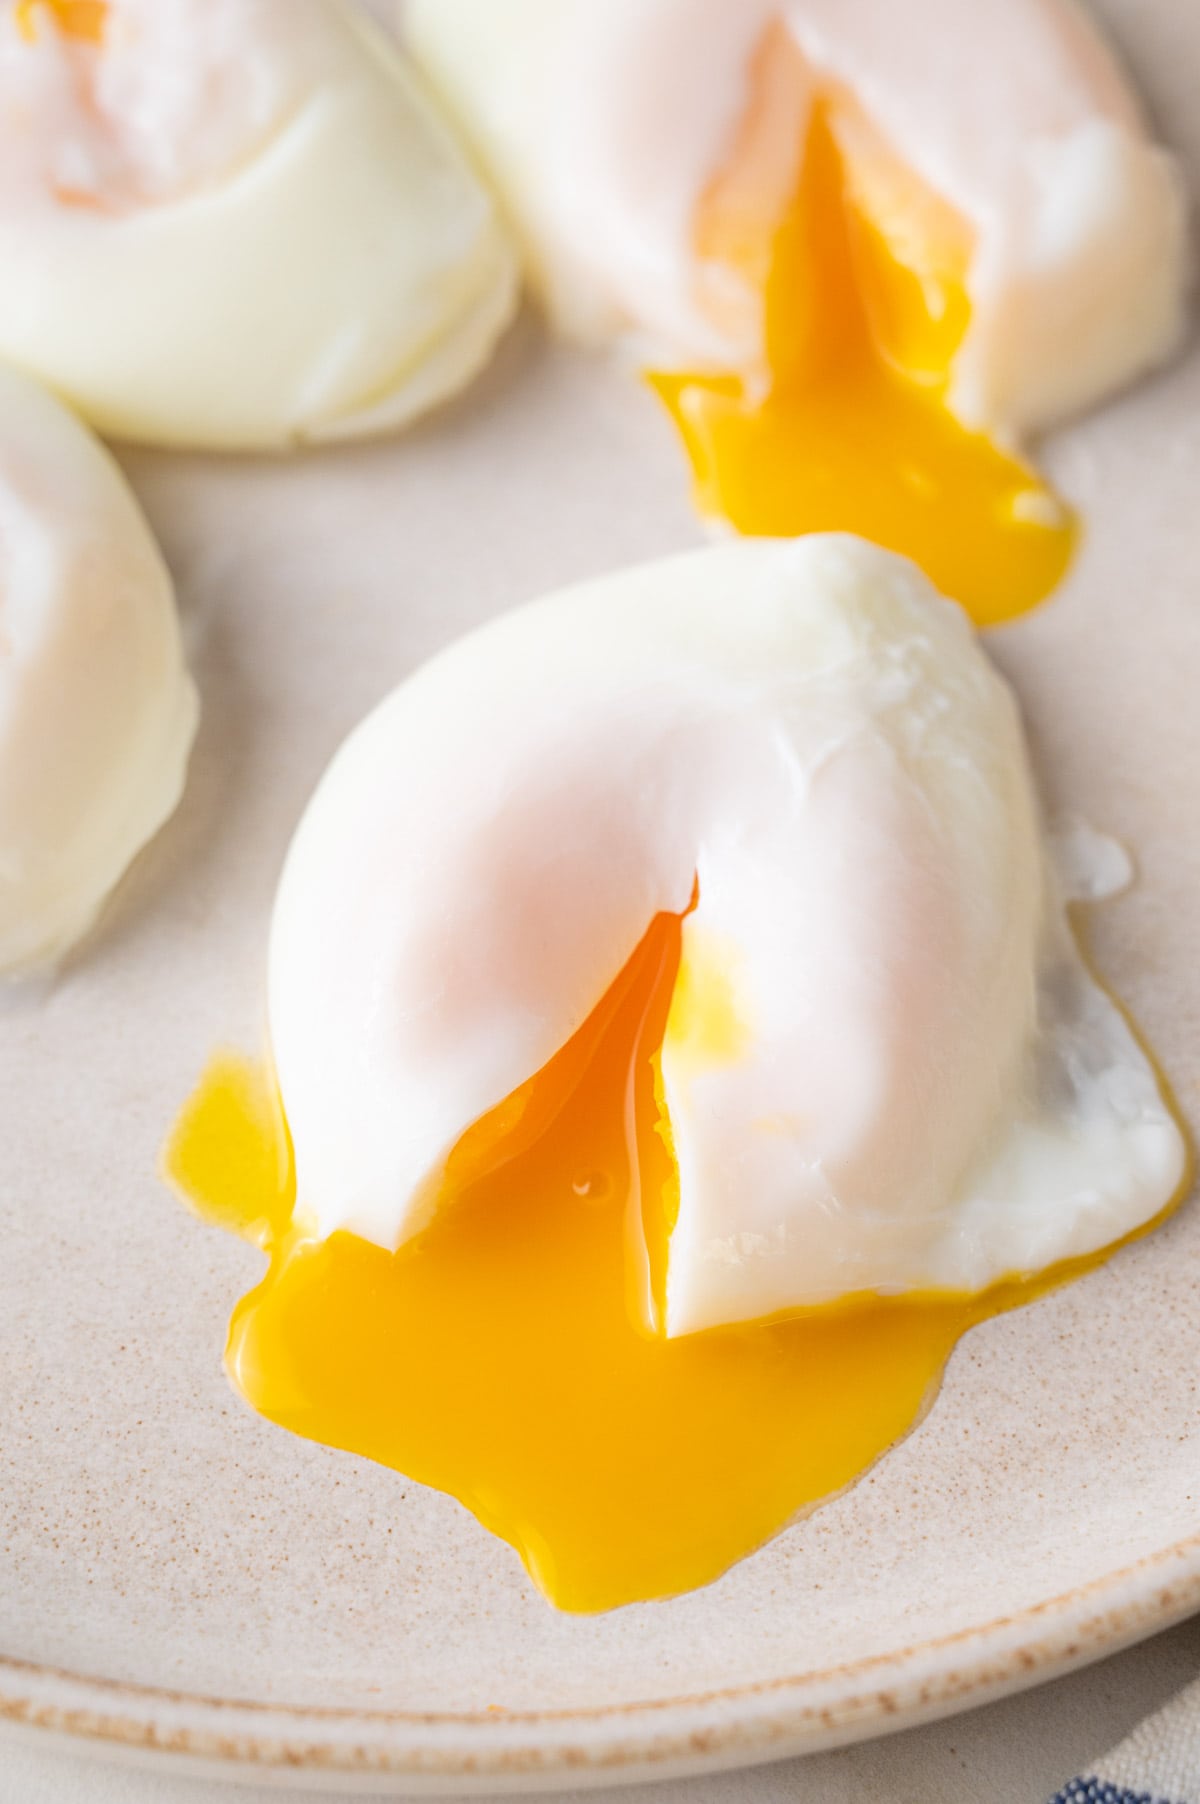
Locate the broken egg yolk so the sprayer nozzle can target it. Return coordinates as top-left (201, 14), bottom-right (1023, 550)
top-left (163, 905), bottom-right (1166, 1614)
top-left (651, 31), bottom-right (1076, 627)
top-left (15, 0), bottom-right (106, 43)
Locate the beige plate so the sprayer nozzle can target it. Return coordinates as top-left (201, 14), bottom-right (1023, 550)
top-left (2, 0), bottom-right (1200, 1789)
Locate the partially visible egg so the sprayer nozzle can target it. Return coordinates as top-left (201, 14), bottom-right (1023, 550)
top-left (166, 538), bottom-right (1186, 1611)
top-left (0, 0), bottom-right (518, 449)
top-left (406, 0), bottom-right (1189, 622)
top-left (0, 360), bottom-right (197, 973)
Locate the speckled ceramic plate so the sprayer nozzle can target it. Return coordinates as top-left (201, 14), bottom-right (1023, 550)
top-left (3, 0), bottom-right (1200, 1791)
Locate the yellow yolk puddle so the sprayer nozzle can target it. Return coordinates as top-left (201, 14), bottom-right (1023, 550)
top-left (651, 33), bottom-right (1076, 627)
top-left (164, 909), bottom-right (1183, 1614)
top-left (15, 0), bottom-right (106, 42)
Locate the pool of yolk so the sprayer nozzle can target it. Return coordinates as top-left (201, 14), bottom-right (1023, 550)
top-left (651, 32), bottom-right (1076, 628)
top-left (15, 0), bottom-right (106, 42)
top-left (165, 909), bottom-right (1165, 1615)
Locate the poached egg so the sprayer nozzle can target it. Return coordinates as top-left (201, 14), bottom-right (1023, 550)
top-left (166, 538), bottom-right (1185, 1609)
top-left (406, 0), bottom-right (1189, 622)
top-left (0, 359), bottom-right (197, 974)
top-left (0, 0), bottom-right (518, 448)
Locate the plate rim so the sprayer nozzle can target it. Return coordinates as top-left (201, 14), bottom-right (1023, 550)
top-left (4, 1528), bottom-right (1200, 1792)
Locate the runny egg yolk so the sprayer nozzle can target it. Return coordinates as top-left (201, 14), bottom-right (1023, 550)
top-left (163, 905), bottom-right (1168, 1614)
top-left (651, 28), bottom-right (1076, 627)
top-left (15, 0), bottom-right (106, 43)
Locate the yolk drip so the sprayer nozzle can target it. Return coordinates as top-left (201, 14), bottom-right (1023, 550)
top-left (15, 0), bottom-right (106, 42)
top-left (651, 32), bottom-right (1076, 627)
top-left (163, 909), bottom-right (1168, 1615)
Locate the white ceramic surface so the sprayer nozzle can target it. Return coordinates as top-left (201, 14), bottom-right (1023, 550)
top-left (1, 0), bottom-right (1199, 1788)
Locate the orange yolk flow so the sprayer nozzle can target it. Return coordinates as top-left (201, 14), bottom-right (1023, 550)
top-left (651, 32), bottom-right (1076, 627)
top-left (162, 906), bottom-right (1172, 1615)
top-left (15, 0), bottom-right (106, 42)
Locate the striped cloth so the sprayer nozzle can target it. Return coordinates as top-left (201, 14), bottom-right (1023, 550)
top-left (1049, 1674), bottom-right (1200, 1804)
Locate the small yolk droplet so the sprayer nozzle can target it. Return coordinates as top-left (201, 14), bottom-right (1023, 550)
top-left (15, 0), bottom-right (106, 43)
top-left (650, 30), bottom-right (1077, 627)
top-left (163, 907), bottom-right (1178, 1614)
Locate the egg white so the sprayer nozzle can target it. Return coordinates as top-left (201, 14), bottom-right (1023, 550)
top-left (0, 361), bottom-right (197, 974)
top-left (0, 0), bottom-right (518, 449)
top-left (268, 537), bottom-right (1184, 1337)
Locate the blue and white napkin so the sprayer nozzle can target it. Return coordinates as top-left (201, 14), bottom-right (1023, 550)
top-left (1049, 1674), bottom-right (1200, 1804)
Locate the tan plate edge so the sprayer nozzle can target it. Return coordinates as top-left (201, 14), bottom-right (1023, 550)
top-left (2, 1530), bottom-right (1199, 1793)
